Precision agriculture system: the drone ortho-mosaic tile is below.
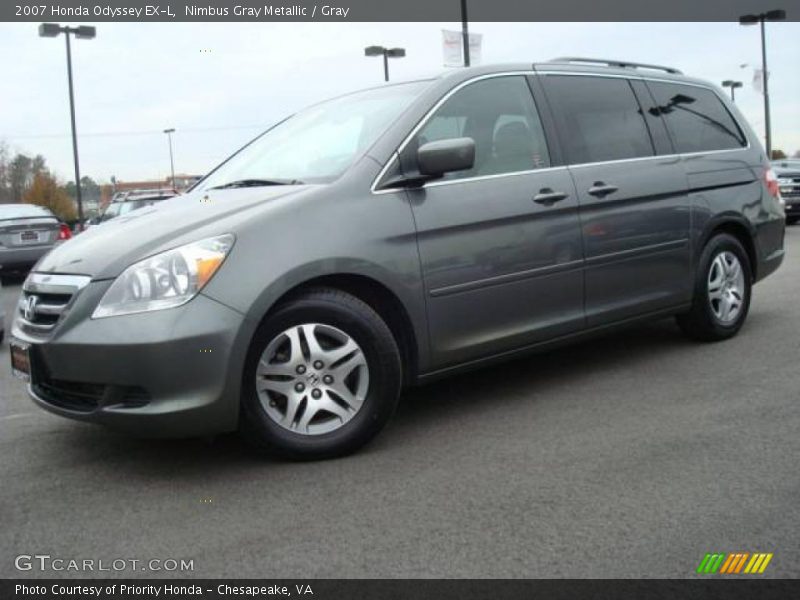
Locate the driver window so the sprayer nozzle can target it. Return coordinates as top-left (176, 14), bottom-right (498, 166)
top-left (410, 75), bottom-right (551, 181)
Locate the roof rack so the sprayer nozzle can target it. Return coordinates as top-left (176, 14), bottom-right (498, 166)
top-left (548, 57), bottom-right (683, 75)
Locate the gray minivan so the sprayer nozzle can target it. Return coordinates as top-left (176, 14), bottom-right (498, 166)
top-left (10, 59), bottom-right (785, 458)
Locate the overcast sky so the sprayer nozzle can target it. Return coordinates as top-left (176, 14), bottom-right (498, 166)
top-left (1, 21), bottom-right (799, 183)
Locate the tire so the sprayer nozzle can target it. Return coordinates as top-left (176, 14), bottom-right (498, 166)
top-left (787, 216), bottom-right (799, 225)
top-left (240, 288), bottom-right (402, 460)
top-left (677, 233), bottom-right (752, 342)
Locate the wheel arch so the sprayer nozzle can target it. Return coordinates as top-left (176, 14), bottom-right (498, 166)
top-left (699, 216), bottom-right (758, 281)
top-left (247, 269), bottom-right (424, 386)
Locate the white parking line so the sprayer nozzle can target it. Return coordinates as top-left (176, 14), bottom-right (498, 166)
top-left (0, 412), bottom-right (37, 421)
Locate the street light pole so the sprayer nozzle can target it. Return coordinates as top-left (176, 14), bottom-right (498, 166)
top-left (39, 23), bottom-right (95, 230)
top-left (163, 128), bottom-right (176, 189)
top-left (722, 80), bottom-right (743, 102)
top-left (739, 9), bottom-right (786, 158)
top-left (364, 46), bottom-right (406, 82)
top-left (760, 17), bottom-right (771, 156)
top-left (461, 0), bottom-right (470, 67)
top-left (63, 33), bottom-right (84, 228)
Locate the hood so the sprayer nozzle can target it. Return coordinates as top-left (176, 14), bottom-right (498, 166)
top-left (34, 185), bottom-right (313, 279)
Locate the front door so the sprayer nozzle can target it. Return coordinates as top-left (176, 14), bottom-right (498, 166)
top-left (399, 75), bottom-right (585, 370)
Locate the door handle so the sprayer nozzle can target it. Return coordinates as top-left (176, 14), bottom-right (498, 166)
top-left (587, 181), bottom-right (619, 197)
top-left (533, 189), bottom-right (569, 206)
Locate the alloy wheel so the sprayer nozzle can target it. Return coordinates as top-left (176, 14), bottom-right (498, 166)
top-left (707, 251), bottom-right (745, 324)
top-left (256, 323), bottom-right (369, 435)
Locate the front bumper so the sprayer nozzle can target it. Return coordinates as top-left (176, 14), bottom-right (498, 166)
top-left (782, 193), bottom-right (800, 217)
top-left (0, 244), bottom-right (54, 270)
top-left (12, 279), bottom-right (247, 437)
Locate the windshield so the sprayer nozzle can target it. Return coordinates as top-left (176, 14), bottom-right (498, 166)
top-left (773, 160), bottom-right (800, 170)
top-left (101, 199), bottom-right (158, 221)
top-left (195, 81), bottom-right (429, 191)
top-left (101, 203), bottom-right (126, 220)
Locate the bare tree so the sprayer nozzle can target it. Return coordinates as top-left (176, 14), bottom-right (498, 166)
top-left (0, 141), bottom-right (10, 203)
top-left (6, 152), bottom-right (47, 203)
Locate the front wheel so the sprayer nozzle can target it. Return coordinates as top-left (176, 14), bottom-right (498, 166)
top-left (677, 233), bottom-right (752, 342)
top-left (240, 288), bottom-right (402, 460)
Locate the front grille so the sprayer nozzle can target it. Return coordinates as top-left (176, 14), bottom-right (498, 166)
top-left (33, 379), bottom-right (104, 412)
top-left (33, 380), bottom-right (152, 412)
top-left (30, 349), bottom-right (151, 413)
top-left (17, 273), bottom-right (91, 334)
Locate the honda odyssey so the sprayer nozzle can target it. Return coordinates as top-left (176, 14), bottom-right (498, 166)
top-left (10, 59), bottom-right (786, 458)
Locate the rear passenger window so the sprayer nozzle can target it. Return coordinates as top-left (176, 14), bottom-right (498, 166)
top-left (646, 82), bottom-right (746, 153)
top-left (541, 75), bottom-right (655, 164)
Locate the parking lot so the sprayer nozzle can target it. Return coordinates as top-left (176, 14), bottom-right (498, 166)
top-left (1, 226), bottom-right (799, 579)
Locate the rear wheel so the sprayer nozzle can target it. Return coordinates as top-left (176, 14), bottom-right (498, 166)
top-left (677, 233), bottom-right (752, 342)
top-left (240, 288), bottom-right (402, 459)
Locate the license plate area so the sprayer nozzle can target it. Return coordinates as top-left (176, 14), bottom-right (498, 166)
top-left (10, 339), bottom-right (31, 382)
top-left (17, 230), bottom-right (41, 244)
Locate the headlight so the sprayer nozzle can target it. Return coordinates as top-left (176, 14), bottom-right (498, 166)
top-left (777, 178), bottom-right (792, 185)
top-left (92, 234), bottom-right (234, 318)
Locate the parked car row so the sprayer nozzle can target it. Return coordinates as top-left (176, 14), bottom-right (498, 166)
top-left (88, 189), bottom-right (177, 227)
top-left (0, 191), bottom-right (179, 273)
top-left (1, 191), bottom-right (180, 344)
top-left (0, 204), bottom-right (71, 275)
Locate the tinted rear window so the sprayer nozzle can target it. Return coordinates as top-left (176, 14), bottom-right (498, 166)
top-left (0, 204), bottom-right (55, 219)
top-left (541, 75), bottom-right (654, 164)
top-left (646, 82), bottom-right (746, 153)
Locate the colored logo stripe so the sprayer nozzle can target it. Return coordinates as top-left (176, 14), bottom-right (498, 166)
top-left (697, 552), bottom-right (773, 574)
top-left (745, 553), bottom-right (773, 574)
top-left (697, 553), bottom-right (726, 574)
top-left (720, 553), bottom-right (749, 573)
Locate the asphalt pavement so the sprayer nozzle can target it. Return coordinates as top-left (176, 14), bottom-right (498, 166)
top-left (1, 227), bottom-right (799, 579)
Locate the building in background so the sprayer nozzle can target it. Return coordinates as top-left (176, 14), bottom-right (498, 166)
top-left (168, 174), bottom-right (202, 190)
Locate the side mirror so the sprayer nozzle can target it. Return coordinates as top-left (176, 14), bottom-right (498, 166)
top-left (417, 137), bottom-right (475, 178)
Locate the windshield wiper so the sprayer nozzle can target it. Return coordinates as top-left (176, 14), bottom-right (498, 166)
top-left (209, 178), bottom-right (304, 190)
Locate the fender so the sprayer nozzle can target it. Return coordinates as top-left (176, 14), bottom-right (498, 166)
top-left (695, 211), bottom-right (759, 277)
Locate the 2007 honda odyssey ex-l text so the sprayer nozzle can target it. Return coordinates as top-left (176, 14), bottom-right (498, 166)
top-left (10, 58), bottom-right (786, 458)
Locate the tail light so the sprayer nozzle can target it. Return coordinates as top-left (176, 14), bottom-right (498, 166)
top-left (764, 167), bottom-right (781, 198)
top-left (58, 223), bottom-right (72, 240)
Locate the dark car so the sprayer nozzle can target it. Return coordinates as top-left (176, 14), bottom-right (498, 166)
top-left (773, 159), bottom-right (800, 224)
top-left (10, 59), bottom-right (785, 459)
top-left (0, 203), bottom-right (71, 274)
